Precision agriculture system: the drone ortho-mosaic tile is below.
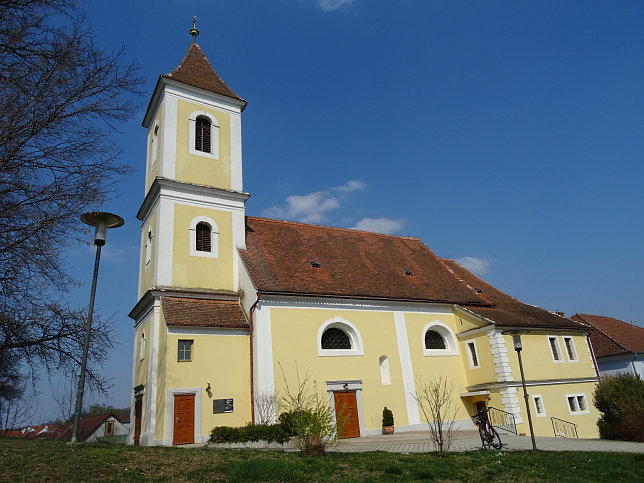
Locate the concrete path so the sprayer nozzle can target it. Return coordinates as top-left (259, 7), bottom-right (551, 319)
top-left (329, 429), bottom-right (644, 454)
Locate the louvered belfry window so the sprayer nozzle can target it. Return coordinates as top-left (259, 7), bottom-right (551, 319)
top-left (321, 327), bottom-right (351, 350)
top-left (424, 330), bottom-right (446, 350)
top-left (195, 116), bottom-right (211, 153)
top-left (195, 222), bottom-right (211, 252)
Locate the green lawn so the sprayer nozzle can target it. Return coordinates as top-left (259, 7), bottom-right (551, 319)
top-left (0, 437), bottom-right (642, 482)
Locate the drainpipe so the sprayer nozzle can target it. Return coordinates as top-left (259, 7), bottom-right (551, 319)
top-left (248, 292), bottom-right (261, 424)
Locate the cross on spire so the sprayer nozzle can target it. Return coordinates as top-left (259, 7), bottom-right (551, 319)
top-left (190, 16), bottom-right (199, 43)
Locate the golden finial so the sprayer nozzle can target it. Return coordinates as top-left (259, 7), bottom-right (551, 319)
top-left (190, 16), bottom-right (199, 43)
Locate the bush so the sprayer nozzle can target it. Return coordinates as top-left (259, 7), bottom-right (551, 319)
top-left (210, 423), bottom-right (290, 444)
top-left (593, 373), bottom-right (644, 442)
top-left (382, 407), bottom-right (394, 427)
top-left (278, 409), bottom-right (316, 436)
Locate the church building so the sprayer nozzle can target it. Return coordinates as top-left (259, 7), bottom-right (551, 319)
top-left (128, 29), bottom-right (600, 446)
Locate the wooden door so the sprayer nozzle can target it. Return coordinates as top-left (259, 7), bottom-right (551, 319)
top-left (173, 394), bottom-right (195, 445)
top-left (334, 391), bottom-right (360, 438)
top-left (134, 396), bottom-right (142, 445)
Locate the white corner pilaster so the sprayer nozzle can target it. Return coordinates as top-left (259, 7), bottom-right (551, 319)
top-left (253, 303), bottom-right (276, 423)
top-left (488, 329), bottom-right (513, 382)
top-left (393, 311), bottom-right (420, 426)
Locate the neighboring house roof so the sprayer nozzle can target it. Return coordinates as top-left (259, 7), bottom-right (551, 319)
top-left (440, 258), bottom-right (585, 330)
top-left (571, 313), bottom-right (644, 357)
top-left (55, 413), bottom-right (118, 442)
top-left (162, 297), bottom-right (248, 328)
top-left (240, 217), bottom-right (485, 305)
top-left (161, 42), bottom-right (246, 105)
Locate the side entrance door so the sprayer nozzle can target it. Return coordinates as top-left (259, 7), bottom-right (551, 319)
top-left (173, 394), bottom-right (195, 445)
top-left (133, 395), bottom-right (142, 445)
top-left (334, 391), bottom-right (360, 438)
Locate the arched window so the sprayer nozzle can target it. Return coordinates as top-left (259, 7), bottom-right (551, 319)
top-left (189, 111), bottom-right (219, 159)
top-left (321, 327), bottom-right (351, 350)
top-left (379, 356), bottom-right (391, 385)
top-left (421, 321), bottom-right (459, 356)
top-left (195, 222), bottom-right (212, 252)
top-left (189, 215), bottom-right (219, 258)
top-left (195, 116), bottom-right (211, 153)
top-left (317, 317), bottom-right (364, 356)
top-left (425, 330), bottom-right (446, 350)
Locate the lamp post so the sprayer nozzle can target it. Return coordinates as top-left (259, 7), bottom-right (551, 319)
top-left (504, 330), bottom-right (537, 450)
top-left (71, 212), bottom-right (123, 443)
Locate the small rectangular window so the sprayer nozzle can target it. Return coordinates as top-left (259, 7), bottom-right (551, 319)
top-left (566, 393), bottom-right (588, 415)
top-left (139, 332), bottom-right (146, 361)
top-left (532, 395), bottom-right (546, 417)
top-left (548, 336), bottom-right (562, 362)
top-left (178, 340), bottom-right (193, 362)
top-left (467, 341), bottom-right (479, 368)
top-left (104, 420), bottom-right (114, 436)
top-left (563, 336), bottom-right (578, 361)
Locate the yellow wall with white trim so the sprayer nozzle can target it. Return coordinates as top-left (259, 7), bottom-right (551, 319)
top-left (175, 99), bottom-right (232, 189)
top-left (133, 319), bottom-right (151, 388)
top-left (139, 209), bottom-right (158, 296)
top-left (146, 106), bottom-right (163, 193)
top-left (172, 204), bottom-right (234, 291)
top-left (270, 307), bottom-right (409, 430)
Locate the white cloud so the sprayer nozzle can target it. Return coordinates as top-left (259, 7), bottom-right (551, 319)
top-left (263, 181), bottom-right (365, 224)
top-left (351, 217), bottom-right (404, 235)
top-left (456, 256), bottom-right (492, 276)
top-left (313, 0), bottom-right (355, 12)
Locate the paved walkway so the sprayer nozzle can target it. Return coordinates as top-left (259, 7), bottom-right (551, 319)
top-left (329, 429), bottom-right (644, 454)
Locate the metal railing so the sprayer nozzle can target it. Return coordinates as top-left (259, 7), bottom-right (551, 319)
top-left (487, 406), bottom-right (517, 434)
top-left (551, 417), bottom-right (578, 438)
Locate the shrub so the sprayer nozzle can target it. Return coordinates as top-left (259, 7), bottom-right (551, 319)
top-left (210, 423), bottom-right (290, 444)
top-left (382, 407), bottom-right (394, 427)
top-left (593, 373), bottom-right (644, 442)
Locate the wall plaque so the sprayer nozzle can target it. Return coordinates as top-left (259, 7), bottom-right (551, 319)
top-left (213, 398), bottom-right (233, 414)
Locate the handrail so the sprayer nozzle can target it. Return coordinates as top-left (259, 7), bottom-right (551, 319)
top-left (551, 417), bottom-right (578, 438)
top-left (486, 407), bottom-right (517, 434)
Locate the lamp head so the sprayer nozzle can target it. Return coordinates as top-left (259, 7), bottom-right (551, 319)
top-left (81, 212), bottom-right (124, 246)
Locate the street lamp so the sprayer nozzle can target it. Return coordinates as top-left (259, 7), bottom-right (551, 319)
top-left (71, 212), bottom-right (123, 443)
top-left (503, 329), bottom-right (537, 451)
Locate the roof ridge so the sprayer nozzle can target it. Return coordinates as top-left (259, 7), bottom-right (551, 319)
top-left (247, 216), bottom-right (419, 241)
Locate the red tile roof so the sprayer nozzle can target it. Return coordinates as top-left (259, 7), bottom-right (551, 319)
top-left (240, 217), bottom-right (486, 305)
top-left (571, 314), bottom-right (644, 357)
top-left (162, 297), bottom-right (248, 328)
top-left (440, 258), bottom-right (585, 330)
top-left (161, 43), bottom-right (246, 106)
top-left (55, 413), bottom-right (114, 442)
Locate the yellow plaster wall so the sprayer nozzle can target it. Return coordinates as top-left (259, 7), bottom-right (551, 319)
top-left (405, 312), bottom-right (471, 422)
top-left (164, 329), bottom-right (251, 431)
top-left (133, 319), bottom-right (151, 388)
top-left (154, 313), bottom-right (168, 441)
top-left (145, 106), bottom-right (163, 193)
top-left (175, 99), bottom-right (232, 189)
top-left (270, 308), bottom-right (408, 430)
top-left (504, 333), bottom-right (596, 381)
top-left (513, 381), bottom-right (599, 438)
top-left (460, 333), bottom-right (498, 387)
top-left (139, 210), bottom-right (158, 296)
top-left (172, 204), bottom-right (234, 291)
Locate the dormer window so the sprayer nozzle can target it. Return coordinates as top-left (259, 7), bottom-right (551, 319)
top-left (309, 260), bottom-right (321, 268)
top-left (195, 116), bottom-right (211, 153)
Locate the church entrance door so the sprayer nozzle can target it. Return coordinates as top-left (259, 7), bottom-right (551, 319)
top-left (334, 391), bottom-right (360, 438)
top-left (173, 394), bottom-right (195, 445)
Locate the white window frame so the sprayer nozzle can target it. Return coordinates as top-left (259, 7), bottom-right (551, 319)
top-left (379, 355), bottom-right (391, 385)
top-left (421, 321), bottom-right (459, 356)
top-left (149, 121), bottom-right (159, 169)
top-left (466, 340), bottom-right (480, 369)
top-left (189, 110), bottom-right (220, 159)
top-left (566, 393), bottom-right (589, 415)
top-left (532, 394), bottom-right (546, 417)
top-left (548, 336), bottom-right (563, 363)
top-left (562, 336), bottom-right (578, 362)
top-left (189, 215), bottom-right (219, 258)
top-left (145, 227), bottom-right (153, 267)
top-left (317, 317), bottom-right (364, 357)
top-left (139, 332), bottom-right (146, 361)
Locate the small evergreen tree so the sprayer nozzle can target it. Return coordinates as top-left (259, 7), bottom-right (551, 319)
top-left (382, 407), bottom-right (394, 427)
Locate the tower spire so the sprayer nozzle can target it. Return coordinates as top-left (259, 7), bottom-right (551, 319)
top-left (190, 16), bottom-right (199, 43)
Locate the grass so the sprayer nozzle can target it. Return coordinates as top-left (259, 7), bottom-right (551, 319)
top-left (0, 437), bottom-right (642, 482)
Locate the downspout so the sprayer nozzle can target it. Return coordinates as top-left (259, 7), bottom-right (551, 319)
top-left (248, 291), bottom-right (261, 424)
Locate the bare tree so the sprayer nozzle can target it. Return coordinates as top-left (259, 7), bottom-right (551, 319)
top-left (414, 375), bottom-right (461, 456)
top-left (254, 390), bottom-right (277, 425)
top-left (0, 0), bottom-right (140, 394)
top-left (0, 361), bottom-right (35, 430)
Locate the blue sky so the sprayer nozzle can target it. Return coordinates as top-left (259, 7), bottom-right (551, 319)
top-left (35, 0), bottom-right (643, 422)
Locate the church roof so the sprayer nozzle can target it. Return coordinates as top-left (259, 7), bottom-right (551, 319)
top-left (570, 313), bottom-right (644, 357)
top-left (161, 42), bottom-right (246, 107)
top-left (241, 217), bottom-right (487, 305)
top-left (162, 297), bottom-right (248, 328)
top-left (441, 258), bottom-right (586, 330)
